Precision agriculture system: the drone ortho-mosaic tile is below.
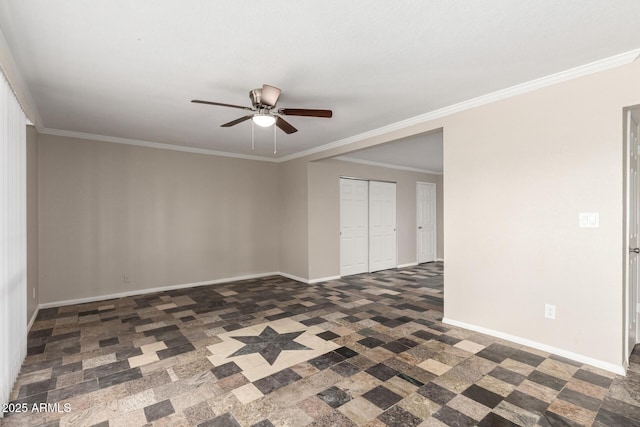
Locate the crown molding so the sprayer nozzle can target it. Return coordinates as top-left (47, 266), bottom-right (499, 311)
top-left (39, 128), bottom-right (280, 163)
top-left (334, 156), bottom-right (442, 175)
top-left (38, 49), bottom-right (640, 165)
top-left (280, 49), bottom-right (640, 163)
top-left (0, 26), bottom-right (43, 128)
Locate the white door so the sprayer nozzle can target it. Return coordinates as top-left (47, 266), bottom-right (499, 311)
top-left (340, 178), bottom-right (369, 276)
top-left (417, 182), bottom-right (436, 263)
top-left (627, 109), bottom-right (640, 357)
top-left (369, 181), bottom-right (397, 272)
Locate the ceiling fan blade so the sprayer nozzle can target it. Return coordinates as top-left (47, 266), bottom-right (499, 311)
top-left (260, 85), bottom-right (281, 107)
top-left (276, 116), bottom-right (298, 134)
top-left (221, 115), bottom-right (253, 127)
top-left (192, 100), bottom-right (252, 110)
top-left (278, 108), bottom-right (332, 118)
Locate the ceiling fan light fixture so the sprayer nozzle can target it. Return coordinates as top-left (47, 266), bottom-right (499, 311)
top-left (252, 114), bottom-right (276, 128)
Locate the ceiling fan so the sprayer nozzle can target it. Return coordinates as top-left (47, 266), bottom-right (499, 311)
top-left (191, 84), bottom-right (332, 134)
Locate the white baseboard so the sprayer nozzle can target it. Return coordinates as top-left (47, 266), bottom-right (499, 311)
top-left (279, 272), bottom-right (341, 284)
top-left (442, 317), bottom-right (625, 375)
top-left (436, 258), bottom-right (444, 262)
top-left (27, 306), bottom-right (39, 332)
top-left (308, 275), bottom-right (341, 284)
top-left (397, 262), bottom-right (419, 268)
top-left (39, 272), bottom-right (281, 309)
top-left (278, 272), bottom-right (309, 284)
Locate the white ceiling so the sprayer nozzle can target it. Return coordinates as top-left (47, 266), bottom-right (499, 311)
top-left (1, 1), bottom-right (640, 161)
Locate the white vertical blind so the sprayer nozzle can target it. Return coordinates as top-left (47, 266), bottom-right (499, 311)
top-left (0, 69), bottom-right (27, 409)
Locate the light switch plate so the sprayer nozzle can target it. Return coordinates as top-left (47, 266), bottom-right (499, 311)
top-left (544, 303), bottom-right (556, 319)
top-left (579, 212), bottom-right (599, 228)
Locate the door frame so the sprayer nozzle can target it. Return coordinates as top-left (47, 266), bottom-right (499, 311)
top-left (368, 180), bottom-right (397, 273)
top-left (416, 181), bottom-right (437, 264)
top-left (339, 177), bottom-right (370, 277)
top-left (623, 105), bottom-right (640, 364)
top-left (339, 176), bottom-right (398, 276)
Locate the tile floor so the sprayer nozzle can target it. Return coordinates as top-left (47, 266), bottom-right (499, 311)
top-left (2, 262), bottom-right (640, 426)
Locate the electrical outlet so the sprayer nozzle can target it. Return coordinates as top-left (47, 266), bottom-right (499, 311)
top-left (544, 304), bottom-right (556, 319)
top-left (123, 274), bottom-right (130, 284)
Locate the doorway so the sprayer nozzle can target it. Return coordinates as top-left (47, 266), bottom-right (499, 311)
top-left (369, 181), bottom-right (397, 272)
top-left (417, 182), bottom-right (436, 263)
top-left (625, 105), bottom-right (640, 361)
top-left (339, 178), bottom-right (368, 276)
top-left (339, 178), bottom-right (397, 276)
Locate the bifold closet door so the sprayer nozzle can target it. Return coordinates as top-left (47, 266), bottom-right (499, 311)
top-left (369, 181), bottom-right (397, 272)
top-left (340, 178), bottom-right (369, 276)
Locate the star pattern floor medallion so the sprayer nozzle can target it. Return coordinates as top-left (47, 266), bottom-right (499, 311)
top-left (229, 326), bottom-right (310, 365)
top-left (207, 318), bottom-right (340, 382)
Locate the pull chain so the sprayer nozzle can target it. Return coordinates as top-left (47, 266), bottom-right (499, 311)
top-left (273, 123), bottom-right (277, 154)
top-left (251, 120), bottom-right (255, 150)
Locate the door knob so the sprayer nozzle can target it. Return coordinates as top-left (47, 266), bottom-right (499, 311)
top-left (631, 248), bottom-right (640, 253)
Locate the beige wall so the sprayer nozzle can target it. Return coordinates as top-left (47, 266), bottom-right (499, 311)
top-left (442, 61), bottom-right (640, 368)
top-left (307, 158), bottom-right (443, 280)
top-left (278, 159), bottom-right (309, 279)
top-left (26, 125), bottom-right (38, 321)
top-left (38, 134), bottom-right (280, 304)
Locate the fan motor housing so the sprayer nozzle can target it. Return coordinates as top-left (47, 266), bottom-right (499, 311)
top-left (250, 89), bottom-right (264, 109)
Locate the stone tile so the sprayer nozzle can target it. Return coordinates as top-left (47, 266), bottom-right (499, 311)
top-left (433, 405), bottom-right (477, 427)
top-left (183, 401), bottom-right (216, 425)
top-left (557, 387), bottom-right (602, 412)
top-left (504, 389), bottom-right (548, 416)
top-left (365, 363), bottom-right (399, 382)
top-left (461, 384), bottom-right (503, 409)
top-left (488, 365), bottom-right (526, 386)
top-left (337, 371), bottom-right (382, 397)
top-left (492, 400), bottom-right (539, 427)
top-left (477, 412), bottom-right (520, 427)
top-left (339, 396), bottom-right (385, 426)
top-left (317, 385), bottom-right (352, 408)
top-left (118, 388), bottom-right (156, 412)
top-left (527, 370), bottom-right (566, 391)
top-left (362, 385), bottom-right (402, 410)
top-left (17, 378), bottom-right (57, 398)
top-left (199, 412), bottom-right (242, 427)
top-left (447, 394), bottom-right (492, 422)
top-left (594, 407), bottom-right (640, 427)
top-left (97, 367), bottom-right (143, 389)
top-left (47, 379), bottom-right (99, 402)
top-left (298, 395), bottom-right (333, 419)
top-left (417, 382), bottom-right (457, 405)
top-left (573, 368), bottom-right (613, 388)
top-left (565, 377), bottom-right (609, 400)
top-left (7, 263), bottom-right (640, 427)
top-left (399, 392), bottom-right (439, 420)
top-left (547, 398), bottom-right (597, 426)
top-left (536, 358), bottom-right (579, 381)
top-left (515, 379), bottom-right (558, 403)
top-left (331, 361), bottom-right (361, 377)
top-left (231, 383), bottom-right (263, 405)
top-left (308, 410), bottom-right (357, 426)
top-left (83, 354), bottom-right (117, 370)
top-left (417, 358), bottom-right (451, 376)
top-left (453, 340), bottom-right (485, 354)
top-left (143, 399), bottom-right (175, 422)
top-left (211, 362), bottom-right (242, 380)
top-left (378, 405), bottom-right (422, 426)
